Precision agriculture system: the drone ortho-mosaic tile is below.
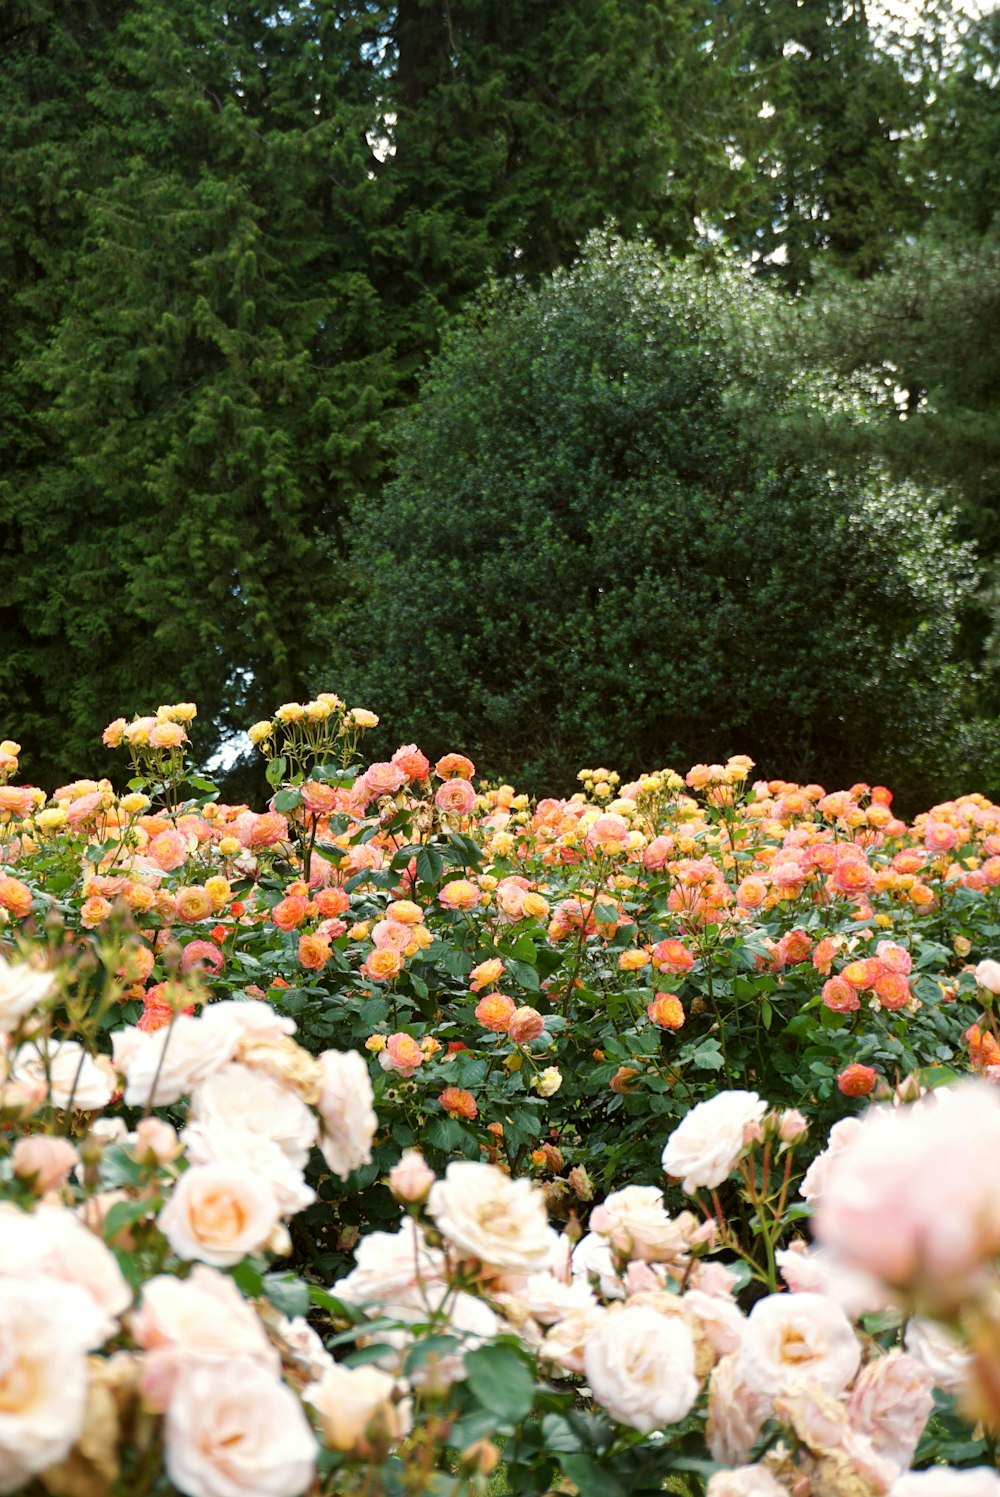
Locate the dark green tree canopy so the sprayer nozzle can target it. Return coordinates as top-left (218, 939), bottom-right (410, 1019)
top-left (342, 234), bottom-right (984, 801)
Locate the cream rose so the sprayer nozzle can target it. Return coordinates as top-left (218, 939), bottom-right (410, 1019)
top-left (0, 954), bottom-right (52, 1034)
top-left (333, 1220), bottom-right (446, 1307)
top-left (891, 1473), bottom-right (1000, 1496)
top-left (428, 1161), bottom-right (559, 1274)
top-left (182, 1121), bottom-right (314, 1217)
top-left (539, 1305), bottom-right (609, 1375)
top-left (305, 1364), bottom-right (411, 1452)
top-left (583, 1305), bottom-right (698, 1433)
top-left (661, 1091), bottom-right (767, 1193)
top-left (10, 1040), bottom-right (115, 1112)
top-left (0, 1203), bottom-right (131, 1340)
top-left (0, 1277), bottom-right (94, 1492)
top-left (132, 1267), bottom-right (280, 1411)
top-left (589, 1186), bottom-right (694, 1264)
top-left (164, 1358), bottom-right (317, 1497)
top-left (706, 1469), bottom-right (791, 1497)
top-left (113, 1014), bottom-right (239, 1107)
top-left (707, 1352), bottom-right (772, 1466)
top-left (813, 1083), bottom-right (1000, 1302)
top-left (190, 1063), bottom-right (317, 1168)
top-left (737, 1292), bottom-right (860, 1398)
top-left (316, 1048), bottom-right (377, 1179)
top-left (904, 1316), bottom-right (972, 1396)
top-left (848, 1351), bottom-right (935, 1475)
top-left (159, 1164), bottom-right (281, 1266)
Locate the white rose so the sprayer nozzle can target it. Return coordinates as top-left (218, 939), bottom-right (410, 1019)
top-left (316, 1049), bottom-right (377, 1179)
top-left (707, 1468), bottom-right (791, 1497)
top-left (0, 1277), bottom-right (93, 1492)
top-left (571, 1231), bottom-right (625, 1299)
top-left (202, 999), bottom-right (297, 1041)
top-left (904, 1315), bottom-right (973, 1396)
top-left (583, 1305), bottom-right (698, 1432)
top-left (270, 1315), bottom-right (333, 1382)
top-left (539, 1305), bottom-right (609, 1375)
top-left (190, 1063), bottom-right (317, 1168)
top-left (589, 1185), bottom-right (694, 1264)
top-left (112, 1012), bottom-right (243, 1107)
top-left (0, 954), bottom-right (52, 1034)
top-left (708, 1352), bottom-right (771, 1465)
top-left (333, 1220), bottom-right (446, 1307)
top-left (364, 1286), bottom-right (499, 1390)
top-left (975, 959), bottom-right (1000, 995)
top-left (775, 1244), bottom-right (890, 1320)
top-left (799, 1116), bottom-right (864, 1204)
top-left (848, 1351), bottom-right (935, 1475)
top-left (681, 1288), bottom-right (745, 1357)
top-left (10, 1041), bottom-right (115, 1112)
top-left (182, 1122), bottom-right (314, 1217)
top-left (159, 1164), bottom-right (281, 1266)
top-left (305, 1364), bottom-right (411, 1452)
top-left (662, 1091), bottom-right (767, 1193)
top-left (132, 1267), bottom-right (280, 1412)
top-left (513, 1272), bottom-right (598, 1326)
top-left (738, 1292), bottom-right (860, 1399)
top-left (0, 1203), bottom-right (130, 1342)
top-left (164, 1358), bottom-right (317, 1497)
top-left (891, 1473), bottom-right (1000, 1496)
top-left (428, 1161), bottom-right (559, 1274)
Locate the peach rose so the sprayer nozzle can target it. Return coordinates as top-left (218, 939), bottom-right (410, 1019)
top-left (164, 1358), bottom-right (317, 1497)
top-left (648, 992), bottom-right (685, 1030)
top-left (439, 1086), bottom-right (478, 1120)
top-left (379, 1032), bottom-right (423, 1075)
top-left (584, 1306), bottom-right (698, 1432)
top-left (12, 1136), bottom-right (78, 1193)
top-left (133, 1266), bottom-right (280, 1411)
top-left (435, 753), bottom-right (475, 780)
top-left (662, 1091), bottom-right (767, 1194)
top-left (737, 1292), bottom-right (860, 1399)
top-left (428, 1161), bottom-right (558, 1274)
top-left (391, 744), bottom-right (430, 781)
top-left (439, 879), bottom-right (480, 910)
top-left (475, 993), bottom-right (516, 1032)
top-left (305, 1364), bottom-right (411, 1453)
top-left (159, 1164), bottom-right (281, 1266)
top-left (316, 1048), bottom-right (377, 1179)
top-left (507, 1006), bottom-right (544, 1044)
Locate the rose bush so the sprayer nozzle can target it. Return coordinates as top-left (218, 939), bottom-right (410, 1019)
top-left (0, 699), bottom-right (1000, 1491)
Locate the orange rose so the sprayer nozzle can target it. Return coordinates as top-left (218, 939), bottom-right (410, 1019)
top-left (647, 993), bottom-right (685, 1030)
top-left (0, 876), bottom-right (33, 920)
top-left (298, 933), bottom-right (332, 971)
top-left (438, 1086), bottom-right (478, 1120)
top-left (836, 1063), bottom-right (877, 1097)
top-left (475, 994), bottom-right (516, 1032)
top-left (365, 948), bottom-right (404, 982)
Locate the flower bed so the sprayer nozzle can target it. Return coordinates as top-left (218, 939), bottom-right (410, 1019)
top-left (1, 698), bottom-right (999, 1493)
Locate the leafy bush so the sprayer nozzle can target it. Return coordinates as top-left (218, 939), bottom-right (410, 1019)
top-left (344, 232), bottom-right (981, 801)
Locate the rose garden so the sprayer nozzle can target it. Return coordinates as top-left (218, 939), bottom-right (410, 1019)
top-left (1, 694), bottom-right (1000, 1496)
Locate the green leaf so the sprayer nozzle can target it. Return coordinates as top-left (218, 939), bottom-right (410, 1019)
top-left (464, 1344), bottom-right (536, 1423)
top-left (416, 846), bottom-right (445, 885)
top-left (273, 788), bottom-right (303, 813)
top-left (103, 1196), bottom-right (160, 1239)
top-left (265, 756), bottom-right (287, 787)
top-left (559, 1455), bottom-right (626, 1497)
top-left (262, 1273), bottom-right (310, 1319)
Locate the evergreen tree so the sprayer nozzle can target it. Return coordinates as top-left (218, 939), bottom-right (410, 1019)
top-left (1, 0), bottom-right (743, 787)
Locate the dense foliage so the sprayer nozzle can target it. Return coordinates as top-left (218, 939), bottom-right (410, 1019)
top-left (344, 236), bottom-right (984, 798)
top-left (2, 1), bottom-right (996, 796)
